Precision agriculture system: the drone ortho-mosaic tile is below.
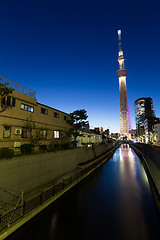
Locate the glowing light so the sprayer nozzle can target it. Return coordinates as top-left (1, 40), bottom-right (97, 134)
top-left (118, 30), bottom-right (121, 35)
top-left (117, 30), bottom-right (131, 134)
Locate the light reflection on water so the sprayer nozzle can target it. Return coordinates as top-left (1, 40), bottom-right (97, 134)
top-left (7, 144), bottom-right (160, 240)
top-left (114, 145), bottom-right (151, 239)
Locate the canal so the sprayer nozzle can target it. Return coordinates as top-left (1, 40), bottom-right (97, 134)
top-left (6, 145), bottom-right (160, 240)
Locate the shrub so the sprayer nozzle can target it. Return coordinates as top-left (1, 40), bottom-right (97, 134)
top-left (39, 144), bottom-right (47, 152)
top-left (61, 143), bottom-right (70, 149)
top-left (20, 144), bottom-right (34, 155)
top-left (0, 148), bottom-right (14, 159)
top-left (48, 144), bottom-right (54, 152)
top-left (54, 144), bottom-right (60, 149)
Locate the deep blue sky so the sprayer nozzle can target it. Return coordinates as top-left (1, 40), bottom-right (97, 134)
top-left (0, 0), bottom-right (160, 132)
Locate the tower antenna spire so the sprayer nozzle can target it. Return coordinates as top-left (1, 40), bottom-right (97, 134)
top-left (118, 30), bottom-right (122, 51)
top-left (117, 30), bottom-right (131, 135)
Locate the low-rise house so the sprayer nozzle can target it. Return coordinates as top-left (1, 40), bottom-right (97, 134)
top-left (76, 129), bottom-right (102, 148)
top-left (0, 75), bottom-right (72, 151)
top-left (111, 132), bottom-right (120, 140)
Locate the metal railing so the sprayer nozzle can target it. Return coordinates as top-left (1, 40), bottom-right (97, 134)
top-left (0, 145), bottom-right (118, 232)
top-left (0, 188), bottom-right (19, 213)
top-left (0, 75), bottom-right (36, 99)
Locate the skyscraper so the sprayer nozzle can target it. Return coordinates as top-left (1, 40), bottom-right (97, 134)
top-left (117, 30), bottom-right (131, 135)
top-left (134, 97), bottom-right (154, 129)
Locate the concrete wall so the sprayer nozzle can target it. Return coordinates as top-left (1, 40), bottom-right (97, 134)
top-left (0, 143), bottom-right (115, 196)
top-left (131, 143), bottom-right (160, 169)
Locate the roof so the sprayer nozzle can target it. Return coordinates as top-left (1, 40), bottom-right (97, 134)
top-left (37, 102), bottom-right (71, 116)
top-left (79, 128), bottom-right (102, 135)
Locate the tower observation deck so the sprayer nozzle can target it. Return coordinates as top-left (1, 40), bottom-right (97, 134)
top-left (117, 30), bottom-right (131, 135)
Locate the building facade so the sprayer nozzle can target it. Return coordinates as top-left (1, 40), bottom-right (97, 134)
top-left (117, 30), bottom-right (131, 135)
top-left (129, 129), bottom-right (137, 141)
top-left (134, 97), bottom-right (154, 132)
top-left (144, 117), bottom-right (160, 143)
top-left (93, 127), bottom-right (103, 134)
top-left (152, 123), bottom-right (160, 146)
top-left (0, 75), bottom-right (72, 150)
top-left (76, 129), bottom-right (102, 148)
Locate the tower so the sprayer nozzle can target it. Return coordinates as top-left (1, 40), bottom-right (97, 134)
top-left (117, 30), bottom-right (131, 135)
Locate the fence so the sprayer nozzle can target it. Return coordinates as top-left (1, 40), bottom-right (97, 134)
top-left (0, 145), bottom-right (117, 232)
top-left (0, 75), bottom-right (36, 99)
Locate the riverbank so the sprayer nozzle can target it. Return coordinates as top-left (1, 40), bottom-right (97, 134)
top-left (130, 143), bottom-right (160, 213)
top-left (0, 143), bottom-right (119, 240)
top-left (0, 143), bottom-right (116, 198)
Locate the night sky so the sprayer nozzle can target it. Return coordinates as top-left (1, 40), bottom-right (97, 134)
top-left (0, 0), bottom-right (160, 132)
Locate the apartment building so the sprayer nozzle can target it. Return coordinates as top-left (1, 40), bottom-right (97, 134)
top-left (0, 75), bottom-right (72, 150)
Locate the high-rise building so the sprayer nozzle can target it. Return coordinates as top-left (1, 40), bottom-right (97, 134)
top-left (117, 30), bottom-right (131, 135)
top-left (134, 97), bottom-right (154, 130)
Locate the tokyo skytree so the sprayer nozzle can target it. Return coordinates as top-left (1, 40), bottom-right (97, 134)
top-left (117, 30), bottom-right (131, 134)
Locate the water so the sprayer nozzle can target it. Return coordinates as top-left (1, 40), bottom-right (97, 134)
top-left (7, 145), bottom-right (160, 240)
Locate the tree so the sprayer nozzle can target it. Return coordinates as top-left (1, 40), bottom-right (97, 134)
top-left (0, 82), bottom-right (13, 112)
top-left (49, 129), bottom-right (72, 150)
top-left (24, 117), bottom-right (47, 147)
top-left (69, 109), bottom-right (88, 147)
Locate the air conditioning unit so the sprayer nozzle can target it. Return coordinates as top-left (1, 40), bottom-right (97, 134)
top-left (14, 142), bottom-right (21, 148)
top-left (15, 129), bottom-right (22, 135)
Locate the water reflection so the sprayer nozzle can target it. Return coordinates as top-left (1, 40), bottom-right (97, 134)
top-left (116, 145), bottom-right (150, 239)
top-left (7, 145), bottom-right (160, 240)
top-left (119, 145), bottom-right (136, 176)
top-left (119, 144), bottom-right (149, 185)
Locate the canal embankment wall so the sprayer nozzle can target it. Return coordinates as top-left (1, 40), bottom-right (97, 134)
top-left (130, 143), bottom-right (160, 211)
top-left (131, 143), bottom-right (160, 171)
top-left (0, 143), bottom-right (116, 196)
top-left (0, 143), bottom-right (119, 239)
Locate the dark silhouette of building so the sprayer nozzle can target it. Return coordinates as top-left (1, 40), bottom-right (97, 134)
top-left (134, 97), bottom-right (154, 134)
top-left (144, 117), bottom-right (160, 136)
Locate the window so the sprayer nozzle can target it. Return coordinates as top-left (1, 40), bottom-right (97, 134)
top-left (54, 112), bottom-right (59, 118)
top-left (41, 108), bottom-right (48, 115)
top-left (40, 129), bottom-right (47, 139)
top-left (21, 103), bottom-right (34, 112)
top-left (3, 126), bottom-right (11, 138)
top-left (7, 96), bottom-right (11, 106)
top-left (64, 115), bottom-right (68, 120)
top-left (12, 97), bottom-right (16, 107)
top-left (54, 130), bottom-right (60, 138)
top-left (1, 97), bottom-right (5, 105)
top-left (1, 97), bottom-right (16, 107)
top-left (21, 127), bottom-right (28, 138)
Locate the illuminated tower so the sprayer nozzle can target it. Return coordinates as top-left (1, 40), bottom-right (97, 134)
top-left (117, 30), bottom-right (131, 134)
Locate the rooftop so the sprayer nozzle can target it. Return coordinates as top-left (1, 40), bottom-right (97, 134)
top-left (0, 75), bottom-right (36, 99)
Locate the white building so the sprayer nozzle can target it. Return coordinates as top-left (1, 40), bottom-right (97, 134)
top-left (76, 129), bottom-right (102, 148)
